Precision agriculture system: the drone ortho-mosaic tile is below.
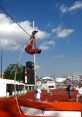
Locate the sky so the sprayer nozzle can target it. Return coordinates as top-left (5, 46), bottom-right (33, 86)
top-left (0, 0), bottom-right (82, 77)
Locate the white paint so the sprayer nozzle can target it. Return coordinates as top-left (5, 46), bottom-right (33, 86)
top-left (21, 106), bottom-right (81, 117)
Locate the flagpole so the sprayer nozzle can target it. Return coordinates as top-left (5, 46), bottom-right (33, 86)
top-left (33, 21), bottom-right (36, 87)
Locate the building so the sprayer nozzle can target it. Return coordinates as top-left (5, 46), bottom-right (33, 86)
top-left (40, 77), bottom-right (56, 90)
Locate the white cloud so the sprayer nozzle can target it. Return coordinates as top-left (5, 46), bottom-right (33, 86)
top-left (59, 4), bottom-right (68, 13)
top-left (52, 25), bottom-right (74, 38)
top-left (39, 41), bottom-right (55, 50)
top-left (35, 30), bottom-right (47, 39)
top-left (69, 1), bottom-right (82, 11)
top-left (60, 1), bottom-right (82, 13)
top-left (0, 13), bottom-right (48, 50)
top-left (0, 38), bottom-right (21, 50)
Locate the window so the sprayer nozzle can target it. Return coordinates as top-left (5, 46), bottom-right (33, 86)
top-left (48, 86), bottom-right (54, 88)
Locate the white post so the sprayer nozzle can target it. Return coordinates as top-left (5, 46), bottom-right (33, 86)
top-left (33, 21), bottom-right (36, 87)
top-left (0, 49), bottom-right (3, 78)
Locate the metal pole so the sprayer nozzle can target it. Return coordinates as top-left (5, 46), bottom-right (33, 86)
top-left (33, 21), bottom-right (36, 87)
top-left (0, 49), bottom-right (3, 78)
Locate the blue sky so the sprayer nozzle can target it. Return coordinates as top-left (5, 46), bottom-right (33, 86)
top-left (0, 0), bottom-right (82, 77)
